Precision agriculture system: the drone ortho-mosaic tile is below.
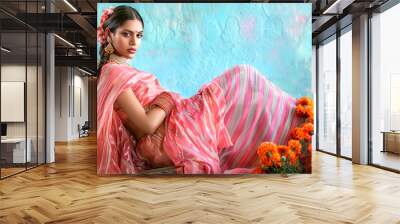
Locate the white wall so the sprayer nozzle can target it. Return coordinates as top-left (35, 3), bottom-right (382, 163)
top-left (55, 66), bottom-right (69, 141)
top-left (1, 64), bottom-right (46, 164)
top-left (72, 72), bottom-right (89, 138)
top-left (1, 65), bottom-right (41, 137)
top-left (54, 67), bottom-right (89, 141)
top-left (1, 65), bottom-right (26, 137)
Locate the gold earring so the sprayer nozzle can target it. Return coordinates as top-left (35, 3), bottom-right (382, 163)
top-left (104, 42), bottom-right (114, 55)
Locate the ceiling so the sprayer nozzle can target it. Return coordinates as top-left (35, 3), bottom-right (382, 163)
top-left (0, 0), bottom-right (394, 75)
top-left (0, 0), bottom-right (97, 74)
top-left (311, 0), bottom-right (390, 44)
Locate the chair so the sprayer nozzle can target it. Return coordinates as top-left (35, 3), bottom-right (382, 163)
top-left (78, 121), bottom-right (90, 138)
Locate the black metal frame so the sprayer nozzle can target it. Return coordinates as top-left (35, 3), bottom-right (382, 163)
top-left (36, 1), bottom-right (39, 172)
top-left (336, 20), bottom-right (341, 158)
top-left (367, 10), bottom-right (373, 166)
top-left (25, 1), bottom-right (28, 172)
top-left (44, 0), bottom-right (47, 165)
top-left (0, 12), bottom-right (2, 179)
top-left (72, 67), bottom-right (75, 118)
top-left (315, 44), bottom-right (319, 152)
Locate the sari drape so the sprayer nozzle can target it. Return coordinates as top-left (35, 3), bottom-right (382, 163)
top-left (97, 63), bottom-right (301, 175)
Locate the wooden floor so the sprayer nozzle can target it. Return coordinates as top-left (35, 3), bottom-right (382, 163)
top-left (373, 150), bottom-right (400, 171)
top-left (0, 167), bottom-right (26, 178)
top-left (1, 135), bottom-right (400, 223)
top-left (1, 162), bottom-right (44, 178)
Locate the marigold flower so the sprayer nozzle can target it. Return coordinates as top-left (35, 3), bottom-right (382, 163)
top-left (288, 139), bottom-right (302, 155)
top-left (257, 142), bottom-right (277, 167)
top-left (260, 155), bottom-right (273, 167)
top-left (296, 97), bottom-right (313, 107)
top-left (303, 123), bottom-right (314, 134)
top-left (291, 127), bottom-right (304, 140)
top-left (303, 134), bottom-right (312, 142)
top-left (272, 151), bottom-right (282, 167)
top-left (277, 145), bottom-right (289, 157)
top-left (306, 108), bottom-right (314, 120)
top-left (286, 150), bottom-right (297, 166)
top-left (295, 97), bottom-right (314, 119)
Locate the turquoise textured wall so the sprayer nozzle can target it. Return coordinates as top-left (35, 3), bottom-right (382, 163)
top-left (98, 3), bottom-right (311, 98)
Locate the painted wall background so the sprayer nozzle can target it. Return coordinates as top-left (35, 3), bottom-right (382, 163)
top-left (98, 3), bottom-right (311, 98)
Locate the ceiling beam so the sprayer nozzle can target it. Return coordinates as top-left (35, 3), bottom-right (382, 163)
top-left (322, 0), bottom-right (356, 14)
top-left (55, 55), bottom-right (96, 71)
top-left (66, 13), bottom-right (96, 47)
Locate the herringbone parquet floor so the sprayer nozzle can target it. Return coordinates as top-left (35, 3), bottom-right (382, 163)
top-left (1, 135), bottom-right (400, 224)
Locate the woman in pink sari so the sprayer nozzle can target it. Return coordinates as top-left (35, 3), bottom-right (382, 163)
top-left (97, 6), bottom-right (302, 175)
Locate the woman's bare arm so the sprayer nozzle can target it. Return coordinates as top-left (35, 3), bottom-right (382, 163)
top-left (115, 89), bottom-right (166, 139)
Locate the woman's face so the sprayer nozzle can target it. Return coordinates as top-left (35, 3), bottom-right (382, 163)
top-left (109, 19), bottom-right (143, 59)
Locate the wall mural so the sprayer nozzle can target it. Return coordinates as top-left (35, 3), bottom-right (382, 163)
top-left (97, 3), bottom-right (313, 175)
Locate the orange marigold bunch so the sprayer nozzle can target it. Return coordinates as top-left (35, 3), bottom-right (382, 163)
top-left (256, 141), bottom-right (301, 173)
top-left (257, 142), bottom-right (281, 167)
top-left (296, 96), bottom-right (314, 124)
top-left (255, 97), bottom-right (314, 174)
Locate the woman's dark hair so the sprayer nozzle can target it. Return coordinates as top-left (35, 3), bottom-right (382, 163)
top-left (98, 6), bottom-right (144, 75)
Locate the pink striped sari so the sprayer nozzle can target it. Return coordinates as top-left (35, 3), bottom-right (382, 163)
top-left (97, 63), bottom-right (301, 175)
top-left (97, 62), bottom-right (182, 175)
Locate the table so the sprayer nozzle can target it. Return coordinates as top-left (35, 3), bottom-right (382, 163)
top-left (381, 131), bottom-right (400, 154)
top-left (0, 138), bottom-right (32, 164)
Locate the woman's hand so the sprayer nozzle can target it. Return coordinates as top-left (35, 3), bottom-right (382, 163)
top-left (135, 120), bottom-right (174, 168)
top-left (115, 90), bottom-right (176, 139)
top-left (115, 89), bottom-right (167, 138)
top-left (115, 108), bottom-right (145, 139)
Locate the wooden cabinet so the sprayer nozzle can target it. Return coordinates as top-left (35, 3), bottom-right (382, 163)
top-left (382, 132), bottom-right (400, 154)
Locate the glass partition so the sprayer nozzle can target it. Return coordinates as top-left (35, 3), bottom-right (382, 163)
top-left (317, 36), bottom-right (337, 155)
top-left (0, 0), bottom-right (46, 179)
top-left (371, 3), bottom-right (400, 171)
top-left (339, 28), bottom-right (352, 158)
top-left (1, 31), bottom-right (27, 178)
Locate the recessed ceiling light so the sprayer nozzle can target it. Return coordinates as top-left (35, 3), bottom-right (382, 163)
top-left (54, 34), bottom-right (75, 48)
top-left (78, 67), bottom-right (93, 76)
top-left (63, 0), bottom-right (78, 12)
top-left (1, 47), bottom-right (11, 53)
top-left (322, 0), bottom-right (354, 15)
